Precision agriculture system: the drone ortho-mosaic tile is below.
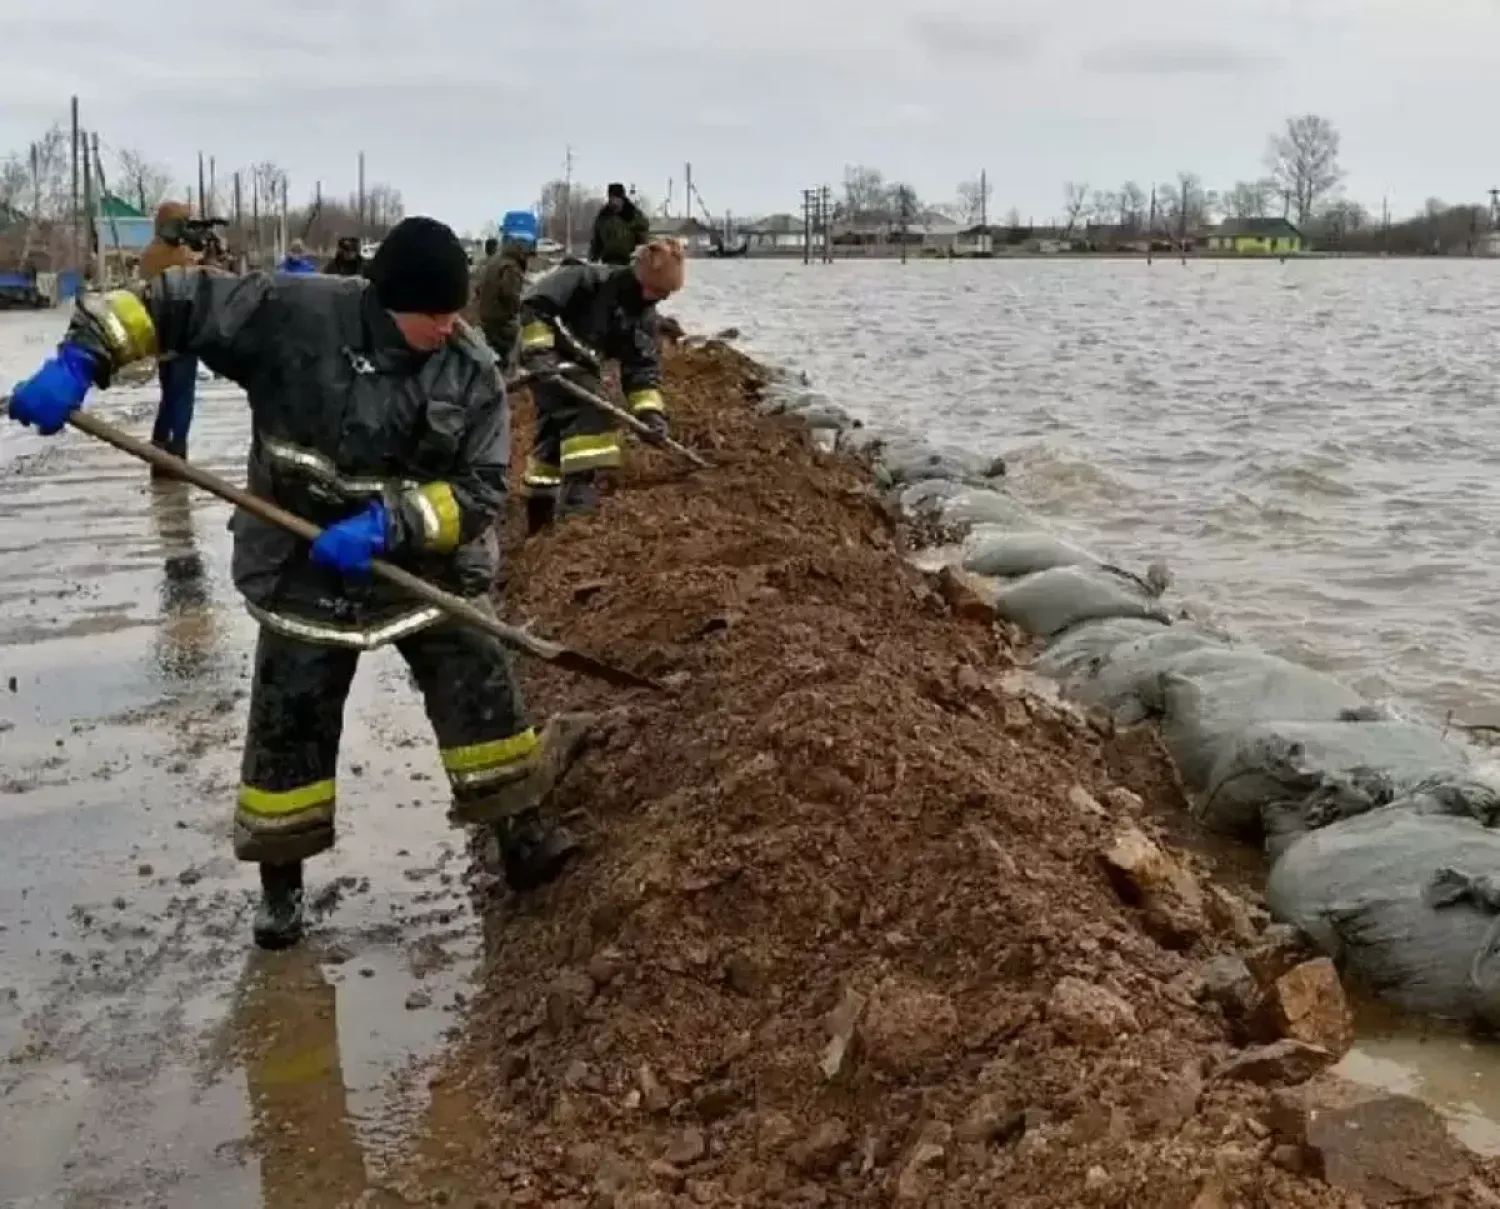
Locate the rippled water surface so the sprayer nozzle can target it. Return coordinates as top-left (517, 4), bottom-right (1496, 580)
top-left (676, 258), bottom-right (1500, 720)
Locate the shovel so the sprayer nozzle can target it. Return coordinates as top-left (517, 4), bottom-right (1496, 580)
top-left (535, 370), bottom-right (710, 469)
top-left (1, 400), bottom-right (659, 692)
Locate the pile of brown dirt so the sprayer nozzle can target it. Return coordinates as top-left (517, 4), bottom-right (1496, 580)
top-left (392, 341), bottom-right (1494, 1208)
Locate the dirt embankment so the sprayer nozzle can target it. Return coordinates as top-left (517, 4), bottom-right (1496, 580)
top-left (392, 340), bottom-right (1499, 1208)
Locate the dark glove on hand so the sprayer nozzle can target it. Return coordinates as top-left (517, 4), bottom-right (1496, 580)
top-left (637, 410), bottom-right (669, 440)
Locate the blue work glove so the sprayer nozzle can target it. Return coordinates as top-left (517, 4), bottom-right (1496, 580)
top-left (7, 343), bottom-right (97, 435)
top-left (309, 500), bottom-right (388, 577)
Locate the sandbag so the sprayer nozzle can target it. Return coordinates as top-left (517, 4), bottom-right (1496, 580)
top-left (993, 564), bottom-right (1168, 639)
top-left (1032, 618), bottom-right (1172, 684)
top-left (880, 442), bottom-right (996, 486)
top-left (1066, 626), bottom-right (1228, 724)
top-left (1201, 718), bottom-right (1471, 842)
top-left (1157, 653), bottom-right (1374, 798)
top-left (963, 531), bottom-right (1098, 579)
top-left (898, 478), bottom-right (965, 517)
top-left (942, 491), bottom-right (1035, 530)
top-left (1263, 774), bottom-right (1500, 864)
top-left (1267, 809), bottom-right (1500, 1025)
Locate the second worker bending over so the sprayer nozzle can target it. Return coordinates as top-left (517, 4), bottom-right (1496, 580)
top-left (516, 238), bottom-right (685, 532)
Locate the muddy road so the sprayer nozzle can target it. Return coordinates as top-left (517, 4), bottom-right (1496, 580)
top-left (0, 324), bottom-right (491, 1207)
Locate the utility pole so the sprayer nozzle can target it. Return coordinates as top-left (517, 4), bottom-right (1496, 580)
top-left (820, 186), bottom-right (832, 262)
top-left (29, 142), bottom-right (40, 224)
top-left (1147, 186), bottom-right (1157, 266)
top-left (233, 171), bottom-right (244, 270)
top-left (69, 96), bottom-right (80, 276)
top-left (90, 133), bottom-right (106, 286)
top-left (801, 189), bottom-right (814, 265)
top-left (209, 156), bottom-right (216, 214)
top-left (563, 143), bottom-right (574, 255)
top-left (357, 151), bottom-right (366, 241)
top-left (979, 169), bottom-right (988, 228)
top-left (197, 151), bottom-right (206, 217)
top-left (684, 162), bottom-right (693, 223)
top-left (897, 186), bottom-right (912, 265)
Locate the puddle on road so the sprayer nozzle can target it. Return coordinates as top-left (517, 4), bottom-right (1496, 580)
top-left (0, 375), bottom-right (497, 1208)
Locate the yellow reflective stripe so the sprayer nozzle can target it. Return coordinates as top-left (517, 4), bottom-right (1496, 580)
top-left (560, 433), bottom-right (622, 471)
top-left (520, 321), bottom-right (555, 350)
top-left (409, 481), bottom-right (462, 553)
top-left (92, 289), bottom-right (158, 365)
top-left (439, 727), bottom-right (538, 775)
top-left (627, 388), bottom-right (664, 414)
top-left (522, 457), bottom-right (561, 487)
top-left (237, 779), bottom-right (336, 818)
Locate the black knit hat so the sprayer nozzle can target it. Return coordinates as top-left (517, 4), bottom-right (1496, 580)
top-left (367, 216), bottom-right (470, 314)
top-left (607, 182), bottom-right (626, 199)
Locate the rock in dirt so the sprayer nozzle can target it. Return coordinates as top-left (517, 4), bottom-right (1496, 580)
top-left (1046, 976), bottom-right (1138, 1047)
top-left (932, 565), bottom-right (997, 625)
top-left (1217, 1039), bottom-right (1336, 1086)
top-left (1197, 955), bottom-right (1258, 1019)
top-left (790, 1118), bottom-right (854, 1175)
top-left (1268, 1075), bottom-right (1474, 1204)
top-left (856, 979), bottom-right (959, 1076)
top-left (1100, 825), bottom-right (1208, 948)
top-left (1260, 958), bottom-right (1353, 1058)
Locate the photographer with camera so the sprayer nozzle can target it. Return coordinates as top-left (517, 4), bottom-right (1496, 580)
top-left (139, 201), bottom-right (203, 472)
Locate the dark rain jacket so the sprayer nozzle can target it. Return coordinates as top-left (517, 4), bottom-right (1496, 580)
top-left (323, 253), bottom-right (365, 278)
top-left (517, 262), bottom-right (663, 408)
top-left (588, 201), bottom-right (649, 266)
top-left (473, 242), bottom-right (530, 365)
top-left (68, 269), bottom-right (509, 649)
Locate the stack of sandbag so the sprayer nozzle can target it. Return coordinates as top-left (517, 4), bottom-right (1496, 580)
top-left (1268, 807), bottom-right (1500, 1026)
top-left (1198, 717), bottom-right (1477, 855)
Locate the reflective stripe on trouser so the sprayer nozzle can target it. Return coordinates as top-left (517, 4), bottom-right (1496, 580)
top-left (234, 612), bottom-right (536, 862)
top-left (519, 456), bottom-right (561, 500)
top-left (530, 377), bottom-right (622, 483)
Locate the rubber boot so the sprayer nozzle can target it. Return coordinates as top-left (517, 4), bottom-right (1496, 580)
top-left (253, 861), bottom-right (306, 950)
top-left (496, 809), bottom-right (582, 892)
top-left (558, 471), bottom-right (599, 518)
top-left (525, 494), bottom-right (556, 535)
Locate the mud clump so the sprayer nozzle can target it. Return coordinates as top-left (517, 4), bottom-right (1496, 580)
top-left (400, 340), bottom-right (1498, 1207)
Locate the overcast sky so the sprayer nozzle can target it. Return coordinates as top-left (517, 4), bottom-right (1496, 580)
top-left (2, 0), bottom-right (1495, 232)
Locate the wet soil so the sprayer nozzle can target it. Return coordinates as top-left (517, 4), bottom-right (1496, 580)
top-left (378, 340), bottom-right (1500, 1207)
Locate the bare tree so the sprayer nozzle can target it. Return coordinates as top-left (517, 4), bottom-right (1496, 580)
top-left (955, 175), bottom-right (993, 225)
top-left (1061, 181), bottom-right (1091, 235)
top-left (1223, 178), bottom-right (1276, 219)
top-left (0, 154), bottom-right (27, 213)
top-left (842, 164), bottom-right (888, 217)
top-left (1002, 206), bottom-right (1022, 228)
top-left (1089, 189), bottom-right (1118, 227)
top-left (115, 148), bottom-right (174, 213)
top-left (1157, 173), bottom-right (1215, 232)
top-left (1266, 114), bottom-right (1342, 225)
top-left (539, 178), bottom-right (604, 245)
top-left (1118, 181), bottom-right (1148, 231)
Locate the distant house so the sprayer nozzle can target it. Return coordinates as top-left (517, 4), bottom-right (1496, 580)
top-left (647, 215), bottom-right (717, 253)
top-left (94, 193), bottom-right (154, 253)
top-left (914, 209), bottom-right (961, 254)
top-left (738, 213), bottom-right (810, 252)
top-left (955, 225), bottom-right (996, 256)
top-left (1205, 217), bottom-right (1302, 255)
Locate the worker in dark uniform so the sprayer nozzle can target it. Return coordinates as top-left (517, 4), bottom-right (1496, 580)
top-left (139, 200), bottom-right (201, 468)
top-left (587, 183), bottom-right (650, 266)
top-left (323, 236), bottom-right (364, 277)
top-left (473, 209), bottom-right (538, 369)
top-left (7, 216), bottom-right (586, 951)
top-left (516, 237), bottom-right (684, 532)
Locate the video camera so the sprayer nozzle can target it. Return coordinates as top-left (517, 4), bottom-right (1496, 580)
top-left (182, 217), bottom-right (229, 255)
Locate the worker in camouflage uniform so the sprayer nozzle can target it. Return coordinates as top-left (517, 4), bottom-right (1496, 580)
top-left (588, 183), bottom-right (650, 266)
top-left (517, 238), bottom-right (684, 532)
top-left (473, 209), bottom-right (538, 368)
top-left (7, 216), bottom-right (585, 951)
top-left (139, 200), bottom-right (201, 469)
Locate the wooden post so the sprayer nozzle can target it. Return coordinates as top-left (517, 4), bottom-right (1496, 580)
top-left (90, 134), bottom-right (106, 286)
top-left (69, 97), bottom-right (80, 275)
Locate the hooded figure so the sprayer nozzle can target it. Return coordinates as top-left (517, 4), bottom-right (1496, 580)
top-left (323, 236), bottom-right (364, 277)
top-left (588, 182), bottom-right (649, 266)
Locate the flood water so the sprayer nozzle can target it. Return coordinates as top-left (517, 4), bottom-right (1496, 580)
top-left (677, 257), bottom-right (1500, 725)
